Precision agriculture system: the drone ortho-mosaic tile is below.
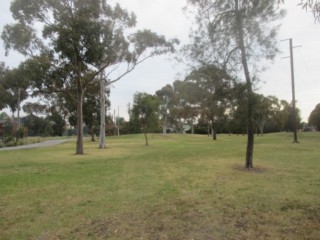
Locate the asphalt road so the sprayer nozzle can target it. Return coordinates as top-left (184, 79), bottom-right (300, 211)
top-left (0, 139), bottom-right (69, 151)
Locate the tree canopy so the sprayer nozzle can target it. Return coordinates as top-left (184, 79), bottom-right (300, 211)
top-left (2, 0), bottom-right (178, 154)
top-left (129, 92), bottom-right (160, 146)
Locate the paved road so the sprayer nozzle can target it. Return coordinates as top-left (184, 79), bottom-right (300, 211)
top-left (0, 139), bottom-right (69, 151)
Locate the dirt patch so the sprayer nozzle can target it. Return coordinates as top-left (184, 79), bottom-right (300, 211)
top-left (233, 164), bottom-right (267, 173)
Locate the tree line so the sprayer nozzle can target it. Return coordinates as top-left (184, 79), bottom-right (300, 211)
top-left (125, 69), bottom-right (306, 142)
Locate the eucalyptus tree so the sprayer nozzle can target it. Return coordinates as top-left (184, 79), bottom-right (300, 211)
top-left (2, 0), bottom-right (178, 154)
top-left (185, 65), bottom-right (233, 140)
top-left (171, 80), bottom-right (200, 134)
top-left (169, 80), bottom-right (189, 133)
top-left (186, 0), bottom-right (285, 168)
top-left (274, 100), bottom-right (290, 132)
top-left (156, 84), bottom-right (175, 134)
top-left (2, 66), bottom-right (29, 120)
top-left (129, 92), bottom-right (160, 146)
top-left (254, 95), bottom-right (279, 136)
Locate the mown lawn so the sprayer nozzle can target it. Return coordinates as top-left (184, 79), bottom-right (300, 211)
top-left (0, 133), bottom-right (319, 239)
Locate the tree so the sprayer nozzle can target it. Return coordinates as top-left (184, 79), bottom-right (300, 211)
top-left (46, 107), bottom-right (66, 136)
top-left (185, 65), bottom-right (233, 140)
top-left (278, 0), bottom-right (320, 21)
top-left (174, 80), bottom-right (200, 134)
top-left (1, 66), bottom-right (29, 120)
top-left (0, 112), bottom-right (10, 121)
top-left (2, 0), bottom-right (178, 155)
top-left (186, 0), bottom-right (285, 169)
top-left (129, 92), bottom-right (160, 146)
top-left (308, 103), bottom-right (320, 130)
top-left (254, 95), bottom-right (279, 135)
top-left (156, 84), bottom-right (176, 134)
top-left (22, 114), bottom-right (51, 137)
top-left (0, 63), bottom-right (9, 111)
top-left (22, 102), bottom-right (47, 115)
top-left (299, 0), bottom-right (320, 20)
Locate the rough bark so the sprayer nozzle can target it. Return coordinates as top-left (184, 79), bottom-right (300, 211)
top-left (235, 0), bottom-right (254, 169)
top-left (76, 90), bottom-right (84, 155)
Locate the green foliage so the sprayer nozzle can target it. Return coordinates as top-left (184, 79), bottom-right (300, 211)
top-left (23, 114), bottom-right (51, 137)
top-left (0, 112), bottom-right (10, 120)
top-left (185, 64), bottom-right (234, 138)
top-left (308, 103), bottom-right (320, 130)
top-left (46, 110), bottom-right (66, 137)
top-left (2, 119), bottom-right (14, 143)
top-left (129, 92), bottom-right (160, 144)
top-left (2, 0), bottom-right (178, 154)
top-left (22, 102), bottom-right (46, 115)
top-left (0, 62), bottom-right (30, 113)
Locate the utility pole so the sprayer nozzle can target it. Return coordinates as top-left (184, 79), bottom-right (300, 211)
top-left (282, 38), bottom-right (300, 143)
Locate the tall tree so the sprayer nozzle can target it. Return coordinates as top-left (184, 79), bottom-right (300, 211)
top-left (186, 0), bottom-right (285, 168)
top-left (2, 0), bottom-right (178, 154)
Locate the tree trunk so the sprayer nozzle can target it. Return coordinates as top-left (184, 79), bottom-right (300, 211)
top-left (212, 119), bottom-right (217, 140)
top-left (99, 77), bottom-right (106, 149)
top-left (91, 125), bottom-right (95, 142)
top-left (162, 125), bottom-right (167, 135)
top-left (144, 126), bottom-right (149, 146)
top-left (76, 90), bottom-right (84, 155)
top-left (235, 0), bottom-right (254, 169)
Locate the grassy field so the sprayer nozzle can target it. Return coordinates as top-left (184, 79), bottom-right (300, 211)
top-left (0, 133), bottom-right (319, 239)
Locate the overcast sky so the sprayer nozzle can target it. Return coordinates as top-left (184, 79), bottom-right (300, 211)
top-left (1, 0), bottom-right (320, 122)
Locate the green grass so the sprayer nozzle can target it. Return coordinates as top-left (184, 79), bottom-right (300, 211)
top-left (0, 133), bottom-right (319, 239)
